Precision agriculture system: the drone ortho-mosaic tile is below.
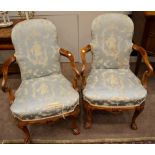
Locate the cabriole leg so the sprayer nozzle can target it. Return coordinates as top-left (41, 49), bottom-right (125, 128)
top-left (71, 116), bottom-right (80, 135)
top-left (84, 103), bottom-right (93, 129)
top-left (131, 105), bottom-right (144, 130)
top-left (71, 107), bottom-right (80, 135)
top-left (18, 123), bottom-right (31, 144)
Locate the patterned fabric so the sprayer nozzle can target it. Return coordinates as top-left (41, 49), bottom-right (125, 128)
top-left (83, 69), bottom-right (146, 107)
top-left (12, 19), bottom-right (61, 80)
top-left (10, 19), bottom-right (79, 120)
top-left (90, 13), bottom-right (134, 69)
top-left (83, 14), bottom-right (146, 107)
top-left (11, 74), bottom-right (79, 120)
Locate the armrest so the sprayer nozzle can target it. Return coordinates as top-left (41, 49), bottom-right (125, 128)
top-left (1, 55), bottom-right (16, 104)
top-left (59, 48), bottom-right (80, 90)
top-left (80, 44), bottom-right (92, 88)
top-left (80, 44), bottom-right (92, 75)
top-left (132, 44), bottom-right (153, 88)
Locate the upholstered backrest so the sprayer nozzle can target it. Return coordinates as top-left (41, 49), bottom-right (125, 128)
top-left (91, 13), bottom-right (134, 69)
top-left (12, 19), bottom-right (61, 80)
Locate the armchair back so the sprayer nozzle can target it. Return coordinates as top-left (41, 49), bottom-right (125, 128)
top-left (91, 13), bottom-right (134, 69)
top-left (11, 19), bottom-right (61, 80)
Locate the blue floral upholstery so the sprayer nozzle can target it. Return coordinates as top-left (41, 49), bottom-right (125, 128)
top-left (91, 13), bottom-right (133, 69)
top-left (12, 19), bottom-right (61, 80)
top-left (83, 13), bottom-right (147, 107)
top-left (11, 74), bottom-right (79, 120)
top-left (83, 69), bottom-right (146, 107)
top-left (10, 19), bottom-right (79, 120)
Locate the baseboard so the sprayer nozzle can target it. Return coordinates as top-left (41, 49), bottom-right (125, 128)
top-left (2, 137), bottom-right (155, 144)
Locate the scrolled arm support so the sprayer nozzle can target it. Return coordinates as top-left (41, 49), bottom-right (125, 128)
top-left (59, 48), bottom-right (80, 90)
top-left (132, 44), bottom-right (153, 88)
top-left (80, 44), bottom-right (92, 88)
top-left (80, 44), bottom-right (92, 75)
top-left (1, 55), bottom-right (16, 104)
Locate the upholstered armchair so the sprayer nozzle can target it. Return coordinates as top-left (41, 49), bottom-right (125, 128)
top-left (80, 13), bottom-right (153, 130)
top-left (1, 19), bottom-right (80, 143)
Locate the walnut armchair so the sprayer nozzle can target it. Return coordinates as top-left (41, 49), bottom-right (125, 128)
top-left (80, 13), bottom-right (153, 130)
top-left (1, 19), bottom-right (80, 144)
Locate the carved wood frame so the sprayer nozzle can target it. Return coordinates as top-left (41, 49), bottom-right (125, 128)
top-left (1, 48), bottom-right (80, 144)
top-left (80, 43), bottom-right (153, 130)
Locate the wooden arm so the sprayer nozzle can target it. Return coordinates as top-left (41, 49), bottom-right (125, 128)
top-left (80, 44), bottom-right (92, 75)
top-left (59, 48), bottom-right (80, 90)
top-left (132, 44), bottom-right (153, 88)
top-left (1, 55), bottom-right (16, 104)
top-left (80, 44), bottom-right (92, 88)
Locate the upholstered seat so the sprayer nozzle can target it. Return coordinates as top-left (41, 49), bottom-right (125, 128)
top-left (11, 74), bottom-right (79, 120)
top-left (83, 69), bottom-right (146, 107)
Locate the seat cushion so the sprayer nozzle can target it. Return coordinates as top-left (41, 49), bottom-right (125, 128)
top-left (83, 69), bottom-right (147, 107)
top-left (10, 74), bottom-right (79, 120)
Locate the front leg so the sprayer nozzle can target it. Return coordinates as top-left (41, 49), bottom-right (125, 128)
top-left (131, 104), bottom-right (144, 130)
top-left (18, 123), bottom-right (31, 144)
top-left (70, 106), bottom-right (80, 135)
top-left (84, 101), bottom-right (93, 129)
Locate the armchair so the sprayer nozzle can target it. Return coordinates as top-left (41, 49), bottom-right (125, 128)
top-left (1, 19), bottom-right (80, 143)
top-left (80, 13), bottom-right (153, 130)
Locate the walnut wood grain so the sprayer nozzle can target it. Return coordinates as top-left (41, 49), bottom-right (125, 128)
top-left (18, 124), bottom-right (31, 144)
top-left (0, 44), bottom-right (14, 50)
top-left (144, 11), bottom-right (155, 16)
top-left (80, 44), bottom-right (92, 75)
top-left (59, 48), bottom-right (80, 90)
top-left (80, 44), bottom-right (92, 88)
top-left (1, 55), bottom-right (16, 104)
top-left (131, 103), bottom-right (145, 130)
top-left (133, 44), bottom-right (153, 88)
